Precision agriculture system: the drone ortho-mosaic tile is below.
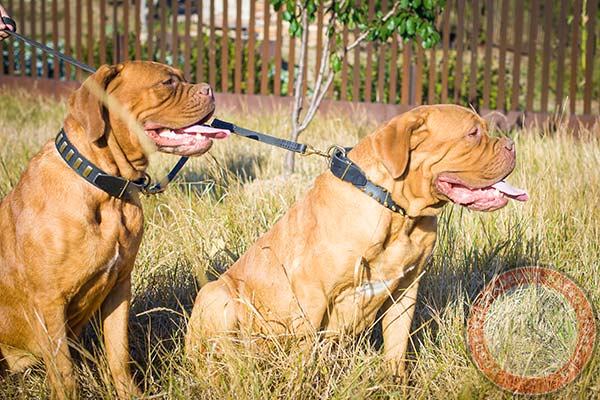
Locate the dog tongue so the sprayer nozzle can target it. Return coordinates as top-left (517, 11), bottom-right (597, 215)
top-left (491, 180), bottom-right (529, 201)
top-left (180, 124), bottom-right (231, 139)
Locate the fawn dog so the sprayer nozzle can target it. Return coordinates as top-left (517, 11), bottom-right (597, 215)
top-left (0, 61), bottom-right (228, 398)
top-left (185, 105), bottom-right (528, 374)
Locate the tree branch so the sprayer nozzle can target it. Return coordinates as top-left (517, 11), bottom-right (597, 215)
top-left (345, 0), bottom-right (403, 52)
top-left (298, 7), bottom-right (338, 132)
top-left (292, 8), bottom-right (310, 134)
top-left (299, 70), bottom-right (335, 132)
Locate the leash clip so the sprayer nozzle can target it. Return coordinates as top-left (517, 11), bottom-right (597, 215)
top-left (138, 173), bottom-right (159, 195)
top-left (301, 144), bottom-right (331, 159)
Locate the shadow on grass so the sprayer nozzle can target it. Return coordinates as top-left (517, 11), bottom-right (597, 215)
top-left (77, 260), bottom-right (199, 388)
top-left (173, 151), bottom-right (267, 199)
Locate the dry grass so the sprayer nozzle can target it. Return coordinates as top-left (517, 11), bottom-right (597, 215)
top-left (0, 88), bottom-right (599, 399)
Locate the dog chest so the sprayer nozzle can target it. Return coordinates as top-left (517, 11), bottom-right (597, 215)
top-left (323, 223), bottom-right (435, 333)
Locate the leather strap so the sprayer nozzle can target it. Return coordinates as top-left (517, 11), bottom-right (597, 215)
top-left (329, 147), bottom-right (406, 215)
top-left (211, 118), bottom-right (308, 154)
top-left (54, 129), bottom-right (149, 200)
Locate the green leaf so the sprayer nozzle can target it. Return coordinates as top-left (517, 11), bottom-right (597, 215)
top-left (406, 17), bottom-right (415, 35)
top-left (282, 10), bottom-right (293, 22)
top-left (306, 1), bottom-right (317, 17)
top-left (290, 19), bottom-right (302, 37)
top-left (330, 54), bottom-right (342, 73)
top-left (270, 0), bottom-right (283, 11)
top-left (398, 22), bottom-right (406, 35)
top-left (386, 18), bottom-right (397, 32)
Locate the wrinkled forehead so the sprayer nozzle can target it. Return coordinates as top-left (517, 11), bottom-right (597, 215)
top-left (115, 61), bottom-right (185, 83)
top-left (421, 105), bottom-right (486, 133)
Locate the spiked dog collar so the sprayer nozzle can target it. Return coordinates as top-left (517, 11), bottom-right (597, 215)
top-left (329, 147), bottom-right (406, 215)
top-left (54, 129), bottom-right (149, 200)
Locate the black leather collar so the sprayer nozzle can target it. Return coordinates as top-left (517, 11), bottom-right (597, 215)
top-left (329, 147), bottom-right (406, 215)
top-left (54, 129), bottom-right (149, 200)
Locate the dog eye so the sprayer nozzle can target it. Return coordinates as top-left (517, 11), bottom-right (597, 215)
top-left (467, 127), bottom-right (480, 138)
top-left (161, 77), bottom-right (178, 86)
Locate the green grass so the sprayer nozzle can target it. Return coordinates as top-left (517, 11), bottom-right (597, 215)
top-left (0, 89), bottom-right (599, 399)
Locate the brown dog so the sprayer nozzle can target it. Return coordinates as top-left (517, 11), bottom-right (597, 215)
top-left (185, 105), bottom-right (528, 373)
top-left (0, 61), bottom-right (228, 399)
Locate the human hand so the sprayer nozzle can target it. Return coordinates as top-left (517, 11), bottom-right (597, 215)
top-left (0, 4), bottom-right (15, 41)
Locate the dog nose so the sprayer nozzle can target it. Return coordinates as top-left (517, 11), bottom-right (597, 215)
top-left (504, 138), bottom-right (514, 152)
top-left (199, 83), bottom-right (214, 100)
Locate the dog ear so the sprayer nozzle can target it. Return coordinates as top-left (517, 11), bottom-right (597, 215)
top-left (372, 110), bottom-right (426, 179)
top-left (68, 64), bottom-right (120, 142)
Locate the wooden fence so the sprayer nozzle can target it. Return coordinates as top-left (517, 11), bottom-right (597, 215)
top-left (1, 0), bottom-right (599, 122)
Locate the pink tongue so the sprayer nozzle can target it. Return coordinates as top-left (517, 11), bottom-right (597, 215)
top-left (180, 124), bottom-right (231, 139)
top-left (491, 180), bottom-right (529, 201)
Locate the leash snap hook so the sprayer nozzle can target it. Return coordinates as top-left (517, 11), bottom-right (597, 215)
top-left (139, 172), bottom-right (159, 195)
top-left (301, 144), bottom-right (331, 160)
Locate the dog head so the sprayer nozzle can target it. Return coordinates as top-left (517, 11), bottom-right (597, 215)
top-left (68, 61), bottom-right (229, 159)
top-left (371, 104), bottom-right (528, 215)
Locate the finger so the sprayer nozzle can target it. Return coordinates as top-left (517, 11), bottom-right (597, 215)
top-left (0, 5), bottom-right (11, 32)
top-left (0, 6), bottom-right (11, 26)
top-left (1, 17), bottom-right (16, 33)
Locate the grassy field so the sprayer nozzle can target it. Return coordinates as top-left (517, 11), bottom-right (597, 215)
top-left (0, 89), bottom-right (599, 399)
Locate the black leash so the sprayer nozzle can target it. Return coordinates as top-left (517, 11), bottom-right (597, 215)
top-left (210, 119), bottom-right (307, 154)
top-left (3, 17), bottom-right (405, 214)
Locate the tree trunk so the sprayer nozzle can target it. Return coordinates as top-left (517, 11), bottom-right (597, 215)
top-left (283, 150), bottom-right (295, 175)
top-left (283, 126), bottom-right (301, 175)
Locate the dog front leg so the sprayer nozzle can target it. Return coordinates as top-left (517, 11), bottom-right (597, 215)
top-left (381, 279), bottom-right (420, 377)
top-left (101, 277), bottom-right (141, 399)
top-left (35, 306), bottom-right (77, 400)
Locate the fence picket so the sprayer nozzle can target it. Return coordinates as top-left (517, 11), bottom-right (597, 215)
top-left (555, 0), bottom-right (568, 110)
top-left (468, 0), bottom-right (479, 106)
top-left (525, 0), bottom-right (539, 112)
top-left (220, 0), bottom-right (228, 92)
top-left (569, 0), bottom-right (581, 114)
top-left (483, 0), bottom-right (494, 109)
top-left (583, 0), bottom-right (598, 115)
top-left (510, 0), bottom-right (524, 111)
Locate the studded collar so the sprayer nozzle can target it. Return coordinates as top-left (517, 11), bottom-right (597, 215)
top-left (329, 147), bottom-right (406, 215)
